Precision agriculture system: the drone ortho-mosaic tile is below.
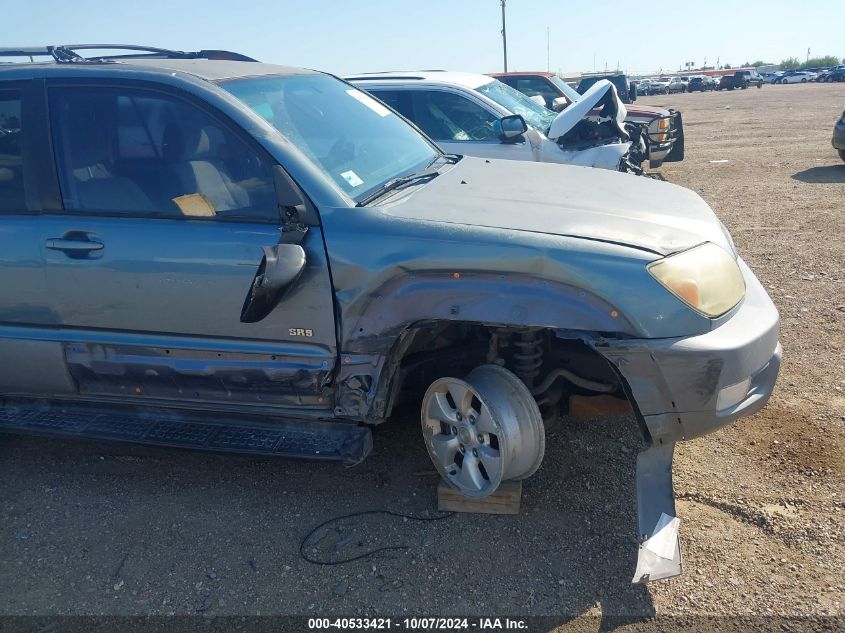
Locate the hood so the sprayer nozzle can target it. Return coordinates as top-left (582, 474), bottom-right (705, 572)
top-left (547, 79), bottom-right (627, 140)
top-left (625, 104), bottom-right (671, 118)
top-left (381, 157), bottom-right (732, 256)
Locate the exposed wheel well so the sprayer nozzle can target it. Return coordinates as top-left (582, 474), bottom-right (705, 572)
top-left (376, 321), bottom-right (628, 426)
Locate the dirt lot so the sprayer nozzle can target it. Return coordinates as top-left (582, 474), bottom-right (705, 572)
top-left (1, 83), bottom-right (844, 628)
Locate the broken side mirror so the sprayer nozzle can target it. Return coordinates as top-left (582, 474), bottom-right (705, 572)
top-left (240, 165), bottom-right (312, 323)
top-left (240, 243), bottom-right (307, 323)
top-left (499, 114), bottom-right (528, 143)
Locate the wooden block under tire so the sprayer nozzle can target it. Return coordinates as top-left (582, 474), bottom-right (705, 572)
top-left (437, 480), bottom-right (521, 515)
top-left (569, 394), bottom-right (633, 420)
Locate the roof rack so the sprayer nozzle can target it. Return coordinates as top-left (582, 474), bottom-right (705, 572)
top-left (0, 45), bottom-right (257, 63)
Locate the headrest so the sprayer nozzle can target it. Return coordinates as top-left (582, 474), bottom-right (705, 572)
top-left (162, 122), bottom-right (211, 162)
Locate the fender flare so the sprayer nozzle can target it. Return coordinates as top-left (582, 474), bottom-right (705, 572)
top-left (333, 273), bottom-right (636, 422)
top-left (340, 272), bottom-right (636, 355)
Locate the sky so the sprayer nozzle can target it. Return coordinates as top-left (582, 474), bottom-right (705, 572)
top-left (4, 0), bottom-right (843, 76)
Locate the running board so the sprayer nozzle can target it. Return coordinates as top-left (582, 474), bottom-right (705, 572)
top-left (0, 400), bottom-right (372, 465)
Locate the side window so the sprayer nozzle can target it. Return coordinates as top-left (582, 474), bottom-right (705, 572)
top-left (48, 86), bottom-right (278, 221)
top-left (0, 90), bottom-right (25, 213)
top-left (514, 78), bottom-right (556, 108)
top-left (409, 90), bottom-right (500, 142)
top-left (368, 90), bottom-right (413, 120)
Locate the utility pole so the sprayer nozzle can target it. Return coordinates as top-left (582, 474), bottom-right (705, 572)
top-left (546, 26), bottom-right (550, 72)
top-left (500, 0), bottom-right (508, 72)
top-left (806, 47), bottom-right (810, 63)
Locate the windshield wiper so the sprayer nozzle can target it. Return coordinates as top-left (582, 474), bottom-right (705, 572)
top-left (356, 166), bottom-right (442, 206)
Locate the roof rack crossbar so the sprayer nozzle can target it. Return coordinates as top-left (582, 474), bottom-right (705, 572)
top-left (0, 45), bottom-right (257, 63)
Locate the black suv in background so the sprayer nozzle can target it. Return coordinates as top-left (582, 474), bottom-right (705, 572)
top-left (576, 73), bottom-right (637, 103)
top-left (688, 76), bottom-right (716, 92)
top-left (733, 70), bottom-right (764, 89)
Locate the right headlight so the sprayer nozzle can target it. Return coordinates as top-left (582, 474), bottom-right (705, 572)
top-left (648, 242), bottom-right (746, 317)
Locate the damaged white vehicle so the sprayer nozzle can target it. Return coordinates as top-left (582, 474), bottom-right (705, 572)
top-left (347, 71), bottom-right (647, 173)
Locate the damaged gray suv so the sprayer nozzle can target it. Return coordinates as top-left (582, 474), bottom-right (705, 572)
top-left (0, 46), bottom-right (781, 583)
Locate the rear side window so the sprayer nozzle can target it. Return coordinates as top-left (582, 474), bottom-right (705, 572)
top-left (0, 91), bottom-right (25, 213)
top-left (48, 86), bottom-right (279, 222)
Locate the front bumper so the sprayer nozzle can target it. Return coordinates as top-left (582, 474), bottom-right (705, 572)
top-left (592, 257), bottom-right (781, 582)
top-left (664, 111), bottom-right (684, 162)
top-left (597, 257), bottom-right (780, 446)
top-left (832, 121), bottom-right (845, 150)
top-left (645, 115), bottom-right (676, 167)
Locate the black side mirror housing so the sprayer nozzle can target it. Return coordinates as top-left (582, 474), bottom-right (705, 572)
top-left (500, 114), bottom-right (528, 143)
top-left (240, 243), bottom-right (307, 323)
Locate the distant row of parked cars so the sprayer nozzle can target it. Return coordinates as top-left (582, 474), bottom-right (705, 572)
top-left (767, 67), bottom-right (845, 83)
top-left (635, 66), bottom-right (845, 94)
top-left (638, 70), bottom-right (765, 94)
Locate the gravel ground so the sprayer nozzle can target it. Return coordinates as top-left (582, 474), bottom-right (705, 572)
top-left (1, 83), bottom-right (844, 627)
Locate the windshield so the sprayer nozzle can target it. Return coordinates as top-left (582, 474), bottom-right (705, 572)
top-left (220, 74), bottom-right (438, 203)
top-left (548, 76), bottom-right (582, 103)
top-left (475, 79), bottom-right (556, 135)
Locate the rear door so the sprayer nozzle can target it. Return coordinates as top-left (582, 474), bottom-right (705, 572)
top-left (40, 80), bottom-right (337, 411)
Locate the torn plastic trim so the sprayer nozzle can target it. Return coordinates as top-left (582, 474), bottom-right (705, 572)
top-left (632, 442), bottom-right (682, 582)
top-left (564, 329), bottom-right (682, 583)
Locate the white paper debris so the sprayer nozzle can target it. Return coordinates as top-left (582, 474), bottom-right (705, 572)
top-left (709, 159), bottom-right (730, 164)
top-left (643, 512), bottom-right (680, 560)
top-left (340, 170), bottom-right (364, 187)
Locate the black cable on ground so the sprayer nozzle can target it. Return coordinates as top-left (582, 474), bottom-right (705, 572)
top-left (299, 509), bottom-right (454, 566)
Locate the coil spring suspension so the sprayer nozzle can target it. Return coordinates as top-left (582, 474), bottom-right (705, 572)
top-left (513, 330), bottom-right (543, 388)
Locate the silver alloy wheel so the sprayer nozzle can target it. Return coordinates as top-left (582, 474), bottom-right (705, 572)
top-left (421, 364), bottom-right (545, 498)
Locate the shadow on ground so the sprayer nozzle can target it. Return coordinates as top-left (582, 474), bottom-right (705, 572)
top-left (0, 408), bottom-right (654, 629)
top-left (791, 164), bottom-right (845, 183)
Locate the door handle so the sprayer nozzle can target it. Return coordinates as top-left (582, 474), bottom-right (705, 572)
top-left (45, 238), bottom-right (104, 253)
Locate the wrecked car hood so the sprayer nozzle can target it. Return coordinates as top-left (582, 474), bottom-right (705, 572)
top-left (382, 157), bottom-right (731, 256)
top-left (625, 104), bottom-right (671, 118)
top-left (627, 105), bottom-right (672, 121)
top-left (547, 79), bottom-right (627, 140)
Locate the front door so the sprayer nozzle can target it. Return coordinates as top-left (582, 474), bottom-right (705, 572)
top-left (0, 80), bottom-right (79, 397)
top-left (371, 87), bottom-right (535, 162)
top-left (40, 81), bottom-right (337, 411)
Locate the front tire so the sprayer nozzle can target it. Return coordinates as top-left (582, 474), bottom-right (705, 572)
top-left (421, 365), bottom-right (545, 498)
top-left (840, 149), bottom-right (845, 163)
